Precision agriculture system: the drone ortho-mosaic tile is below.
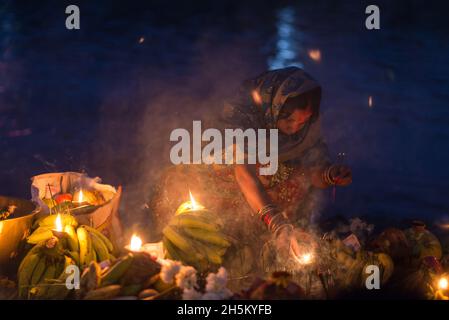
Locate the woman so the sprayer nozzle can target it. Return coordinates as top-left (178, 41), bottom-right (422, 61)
top-left (148, 66), bottom-right (351, 286)
top-left (220, 66), bottom-right (351, 232)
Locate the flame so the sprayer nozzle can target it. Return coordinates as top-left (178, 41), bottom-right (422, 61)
top-left (130, 234), bottom-right (143, 251)
top-left (368, 96), bottom-right (373, 108)
top-left (55, 214), bottom-right (63, 232)
top-left (77, 189), bottom-right (84, 203)
top-left (438, 277), bottom-right (448, 290)
top-left (251, 90), bottom-right (262, 105)
top-left (138, 37), bottom-right (145, 44)
top-left (293, 252), bottom-right (313, 265)
top-left (308, 49), bottom-right (321, 62)
top-left (189, 191), bottom-right (204, 211)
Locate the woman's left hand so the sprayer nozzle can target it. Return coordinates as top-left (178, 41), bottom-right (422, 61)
top-left (329, 165), bottom-right (352, 186)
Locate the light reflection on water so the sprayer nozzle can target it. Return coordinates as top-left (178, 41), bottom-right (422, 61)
top-left (268, 6), bottom-right (304, 70)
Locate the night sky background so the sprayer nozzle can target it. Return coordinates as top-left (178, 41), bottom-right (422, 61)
top-left (1, 0), bottom-right (449, 232)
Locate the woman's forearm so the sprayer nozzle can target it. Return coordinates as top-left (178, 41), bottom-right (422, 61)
top-left (234, 164), bottom-right (271, 213)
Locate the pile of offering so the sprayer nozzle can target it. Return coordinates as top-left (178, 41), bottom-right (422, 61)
top-left (18, 213), bottom-right (117, 299)
top-left (0, 205), bottom-right (17, 221)
top-left (42, 186), bottom-right (106, 216)
top-left (162, 193), bottom-right (231, 273)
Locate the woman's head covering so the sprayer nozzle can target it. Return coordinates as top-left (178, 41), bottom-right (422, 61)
top-left (253, 67), bottom-right (321, 129)
top-left (220, 67), bottom-right (324, 162)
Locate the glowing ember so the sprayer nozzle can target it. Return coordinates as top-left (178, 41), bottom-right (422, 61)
top-left (438, 277), bottom-right (448, 290)
top-left (308, 49), bottom-right (321, 62)
top-left (251, 90), bottom-right (262, 105)
top-left (130, 234), bottom-right (143, 251)
top-left (368, 96), bottom-right (373, 108)
top-left (294, 252), bottom-right (313, 265)
top-left (55, 214), bottom-right (63, 232)
top-left (138, 37), bottom-right (145, 44)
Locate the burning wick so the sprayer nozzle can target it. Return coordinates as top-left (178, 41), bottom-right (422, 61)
top-left (438, 277), bottom-right (448, 290)
top-left (188, 191), bottom-right (204, 211)
top-left (129, 234), bottom-right (143, 252)
top-left (77, 189), bottom-right (84, 203)
top-left (293, 251), bottom-right (313, 266)
top-left (55, 214), bottom-right (63, 232)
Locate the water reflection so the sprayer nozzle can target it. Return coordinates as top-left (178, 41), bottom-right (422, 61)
top-left (268, 6), bottom-right (303, 70)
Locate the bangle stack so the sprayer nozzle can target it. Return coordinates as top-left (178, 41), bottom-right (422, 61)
top-left (257, 204), bottom-right (290, 233)
top-left (322, 165), bottom-right (336, 186)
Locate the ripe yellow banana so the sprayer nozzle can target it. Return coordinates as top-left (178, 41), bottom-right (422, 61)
top-left (64, 225), bottom-right (79, 252)
top-left (90, 232), bottom-right (110, 262)
top-left (27, 227), bottom-right (54, 244)
top-left (182, 227), bottom-right (230, 247)
top-left (170, 214), bottom-right (220, 232)
top-left (77, 227), bottom-right (91, 267)
top-left (82, 225), bottom-right (114, 252)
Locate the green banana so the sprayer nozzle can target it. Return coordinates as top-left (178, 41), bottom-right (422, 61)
top-left (162, 238), bottom-right (183, 262)
top-left (77, 227), bottom-right (91, 267)
top-left (190, 239), bottom-right (224, 265)
top-left (83, 285), bottom-right (122, 300)
top-left (170, 214), bottom-right (220, 232)
top-left (30, 256), bottom-right (47, 286)
top-left (163, 237), bottom-right (207, 270)
top-left (82, 225), bottom-right (114, 252)
top-left (182, 227), bottom-right (230, 247)
top-left (33, 263), bottom-right (57, 299)
top-left (18, 253), bottom-right (41, 298)
top-left (90, 232), bottom-right (110, 262)
top-left (100, 254), bottom-right (134, 287)
top-left (64, 225), bottom-right (79, 252)
top-left (163, 226), bottom-right (197, 253)
top-left (45, 256), bottom-right (74, 300)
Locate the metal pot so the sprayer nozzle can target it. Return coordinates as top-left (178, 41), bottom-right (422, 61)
top-left (0, 196), bottom-right (40, 269)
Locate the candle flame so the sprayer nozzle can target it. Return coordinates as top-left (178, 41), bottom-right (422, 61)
top-left (130, 234), bottom-right (142, 251)
top-left (438, 277), bottom-right (448, 290)
top-left (189, 191), bottom-right (204, 210)
top-left (77, 189), bottom-right (84, 203)
top-left (55, 214), bottom-right (63, 232)
top-left (368, 96), bottom-right (373, 108)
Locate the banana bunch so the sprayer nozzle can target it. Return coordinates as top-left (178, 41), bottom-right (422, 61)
top-left (18, 214), bottom-right (116, 299)
top-left (17, 242), bottom-right (76, 299)
top-left (77, 253), bottom-right (162, 300)
top-left (27, 214), bottom-right (115, 268)
top-left (162, 211), bottom-right (231, 271)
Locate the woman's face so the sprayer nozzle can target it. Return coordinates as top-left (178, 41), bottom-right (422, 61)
top-left (277, 105), bottom-right (313, 135)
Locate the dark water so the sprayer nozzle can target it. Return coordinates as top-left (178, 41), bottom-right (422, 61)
top-left (1, 0), bottom-right (449, 230)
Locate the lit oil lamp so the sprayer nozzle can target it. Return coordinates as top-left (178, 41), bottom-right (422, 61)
top-left (433, 275), bottom-right (449, 300)
top-left (175, 191), bottom-right (205, 215)
top-left (51, 214), bottom-right (66, 238)
top-left (126, 233), bottom-right (143, 252)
